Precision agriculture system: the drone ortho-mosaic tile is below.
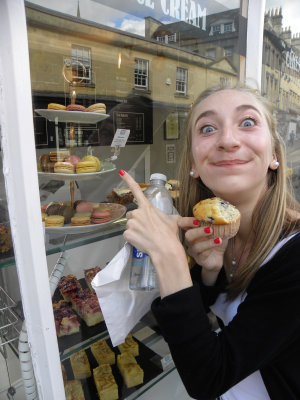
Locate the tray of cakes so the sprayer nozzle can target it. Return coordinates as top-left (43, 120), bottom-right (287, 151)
top-left (38, 152), bottom-right (116, 181)
top-left (42, 201), bottom-right (126, 234)
top-left (35, 102), bottom-right (109, 124)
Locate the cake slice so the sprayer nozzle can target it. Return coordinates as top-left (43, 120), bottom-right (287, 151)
top-left (117, 334), bottom-right (139, 357)
top-left (70, 288), bottom-right (104, 327)
top-left (64, 380), bottom-right (85, 400)
top-left (84, 266), bottom-right (101, 293)
top-left (58, 275), bottom-right (82, 302)
top-left (53, 300), bottom-right (80, 337)
top-left (93, 364), bottom-right (119, 400)
top-left (117, 352), bottom-right (144, 388)
top-left (91, 339), bottom-right (115, 365)
top-left (70, 349), bottom-right (91, 379)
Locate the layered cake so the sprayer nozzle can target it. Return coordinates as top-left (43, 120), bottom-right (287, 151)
top-left (90, 339), bottom-right (115, 366)
top-left (70, 350), bottom-right (91, 379)
top-left (118, 334), bottom-right (139, 357)
top-left (53, 300), bottom-right (80, 337)
top-left (117, 352), bottom-right (144, 388)
top-left (64, 380), bottom-right (85, 400)
top-left (84, 266), bottom-right (101, 293)
top-left (93, 364), bottom-right (118, 400)
top-left (70, 288), bottom-right (104, 327)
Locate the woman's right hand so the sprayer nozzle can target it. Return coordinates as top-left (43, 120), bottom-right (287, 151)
top-left (178, 218), bottom-right (228, 286)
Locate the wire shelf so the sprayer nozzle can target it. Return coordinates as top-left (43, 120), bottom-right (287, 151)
top-left (0, 287), bottom-right (20, 351)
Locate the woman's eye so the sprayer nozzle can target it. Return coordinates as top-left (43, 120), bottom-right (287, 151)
top-left (241, 118), bottom-right (255, 127)
top-left (202, 125), bottom-right (215, 134)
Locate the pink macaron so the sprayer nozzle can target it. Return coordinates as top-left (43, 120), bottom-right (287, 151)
top-left (76, 201), bottom-right (94, 213)
top-left (92, 210), bottom-right (111, 224)
top-left (64, 155), bottom-right (81, 166)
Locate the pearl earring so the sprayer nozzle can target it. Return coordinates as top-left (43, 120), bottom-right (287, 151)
top-left (273, 161), bottom-right (279, 168)
top-left (189, 170), bottom-right (194, 177)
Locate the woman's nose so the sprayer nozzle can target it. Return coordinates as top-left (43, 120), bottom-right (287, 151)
top-left (216, 126), bottom-right (240, 150)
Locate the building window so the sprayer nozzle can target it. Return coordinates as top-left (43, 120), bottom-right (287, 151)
top-left (156, 33), bottom-right (177, 44)
top-left (212, 25), bottom-right (221, 35)
top-left (134, 58), bottom-right (149, 89)
top-left (224, 22), bottom-right (233, 33)
top-left (176, 67), bottom-right (188, 95)
top-left (224, 46), bottom-right (234, 58)
top-left (71, 45), bottom-right (92, 83)
top-left (206, 48), bottom-right (216, 59)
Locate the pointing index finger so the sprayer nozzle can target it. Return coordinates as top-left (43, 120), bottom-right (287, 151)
top-left (119, 170), bottom-right (147, 206)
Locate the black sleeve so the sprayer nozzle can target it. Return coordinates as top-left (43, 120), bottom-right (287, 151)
top-left (151, 235), bottom-right (300, 399)
top-left (190, 264), bottom-right (227, 312)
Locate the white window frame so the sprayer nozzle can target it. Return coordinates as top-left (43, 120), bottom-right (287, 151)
top-left (224, 22), bottom-right (233, 33)
top-left (134, 58), bottom-right (149, 89)
top-left (71, 44), bottom-right (92, 83)
top-left (176, 67), bottom-right (188, 95)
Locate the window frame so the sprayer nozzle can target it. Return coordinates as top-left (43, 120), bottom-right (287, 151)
top-left (176, 67), bottom-right (188, 95)
top-left (134, 58), bottom-right (149, 90)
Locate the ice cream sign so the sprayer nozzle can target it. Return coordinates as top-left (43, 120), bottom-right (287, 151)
top-left (136, 0), bottom-right (207, 29)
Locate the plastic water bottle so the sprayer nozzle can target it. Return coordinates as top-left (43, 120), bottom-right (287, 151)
top-left (129, 173), bottom-right (174, 291)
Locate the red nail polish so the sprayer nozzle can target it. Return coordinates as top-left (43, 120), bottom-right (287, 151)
top-left (119, 169), bottom-right (126, 176)
top-left (193, 219), bottom-right (199, 226)
top-left (204, 227), bottom-right (211, 234)
top-left (214, 237), bottom-right (221, 244)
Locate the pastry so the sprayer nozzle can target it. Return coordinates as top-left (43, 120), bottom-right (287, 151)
top-left (71, 214), bottom-right (91, 226)
top-left (70, 288), bottom-right (104, 327)
top-left (70, 350), bottom-right (91, 379)
top-left (91, 209), bottom-right (111, 224)
top-left (75, 201), bottom-right (94, 213)
top-left (76, 160), bottom-right (98, 174)
top-left (90, 339), bottom-right (115, 365)
top-left (81, 155), bottom-right (101, 171)
top-left (93, 364), bottom-right (118, 400)
top-left (193, 197), bottom-right (240, 238)
top-left (106, 188), bottom-right (134, 206)
top-left (45, 215), bottom-right (64, 227)
top-left (41, 212), bottom-right (47, 222)
top-left (66, 104), bottom-right (86, 112)
top-left (46, 161), bottom-right (56, 173)
top-left (117, 352), bottom-right (144, 388)
top-left (64, 155), bottom-right (81, 166)
top-left (39, 154), bottom-right (50, 171)
top-left (59, 205), bottom-right (74, 224)
top-left (58, 275), bottom-right (82, 302)
top-left (84, 266), bottom-right (101, 292)
top-left (86, 103), bottom-right (106, 114)
top-left (53, 300), bottom-right (80, 337)
top-left (64, 380), bottom-right (85, 400)
top-left (118, 334), bottom-right (139, 357)
top-left (0, 225), bottom-right (12, 253)
top-left (46, 202), bottom-right (62, 215)
top-left (54, 162), bottom-right (75, 174)
top-left (48, 103), bottom-right (66, 110)
top-left (49, 150), bottom-right (70, 163)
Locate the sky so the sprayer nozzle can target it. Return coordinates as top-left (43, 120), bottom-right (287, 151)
top-left (27, 0), bottom-right (300, 37)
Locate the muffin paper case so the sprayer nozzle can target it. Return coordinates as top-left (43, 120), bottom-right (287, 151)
top-left (91, 243), bottom-right (159, 347)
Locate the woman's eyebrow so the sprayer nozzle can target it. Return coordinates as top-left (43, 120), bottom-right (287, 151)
top-left (194, 110), bottom-right (216, 126)
top-left (235, 104), bottom-right (262, 116)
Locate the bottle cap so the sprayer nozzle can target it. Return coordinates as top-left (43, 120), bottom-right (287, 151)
top-left (150, 173), bottom-right (167, 182)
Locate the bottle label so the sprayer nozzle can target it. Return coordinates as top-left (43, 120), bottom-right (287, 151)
top-left (132, 247), bottom-right (148, 259)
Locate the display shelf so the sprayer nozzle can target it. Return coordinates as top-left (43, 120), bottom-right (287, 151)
top-left (35, 109), bottom-right (109, 124)
top-left (0, 218), bottom-right (127, 270)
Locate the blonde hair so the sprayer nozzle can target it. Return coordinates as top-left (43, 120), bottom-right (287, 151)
top-left (177, 83), bottom-right (300, 299)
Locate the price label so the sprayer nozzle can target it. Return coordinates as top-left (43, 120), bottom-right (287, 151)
top-left (111, 129), bottom-right (130, 147)
top-left (161, 353), bottom-right (174, 370)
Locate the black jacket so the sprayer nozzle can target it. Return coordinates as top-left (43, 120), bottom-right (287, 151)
top-left (151, 233), bottom-right (300, 399)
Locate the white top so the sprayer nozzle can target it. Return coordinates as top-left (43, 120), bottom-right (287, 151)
top-left (210, 234), bottom-right (297, 400)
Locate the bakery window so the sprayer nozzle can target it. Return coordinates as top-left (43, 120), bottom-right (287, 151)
top-left (176, 67), bottom-right (188, 95)
top-left (71, 44), bottom-right (92, 84)
top-left (134, 58), bottom-right (149, 89)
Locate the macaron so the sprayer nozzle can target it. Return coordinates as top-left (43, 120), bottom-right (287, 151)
top-left (59, 205), bottom-right (74, 224)
top-left (71, 214), bottom-right (91, 226)
top-left (45, 215), bottom-right (64, 227)
top-left (76, 161), bottom-right (98, 174)
top-left (54, 162), bottom-right (75, 174)
top-left (86, 103), bottom-right (106, 114)
top-left (48, 103), bottom-right (66, 110)
top-left (92, 210), bottom-right (111, 224)
top-left (49, 150), bottom-right (70, 162)
top-left (46, 202), bottom-right (62, 215)
top-left (64, 155), bottom-right (81, 166)
top-left (76, 202), bottom-right (94, 213)
top-left (81, 155), bottom-right (101, 171)
top-left (66, 104), bottom-right (86, 112)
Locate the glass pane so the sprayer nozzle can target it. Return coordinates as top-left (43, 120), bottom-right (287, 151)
top-left (263, 1), bottom-right (300, 201)
top-left (24, 0), bottom-right (246, 398)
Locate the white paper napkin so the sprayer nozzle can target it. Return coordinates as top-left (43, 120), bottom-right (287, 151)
top-left (91, 243), bottom-right (160, 347)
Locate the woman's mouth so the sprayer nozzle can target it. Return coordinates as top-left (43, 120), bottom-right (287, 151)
top-left (214, 160), bottom-right (248, 166)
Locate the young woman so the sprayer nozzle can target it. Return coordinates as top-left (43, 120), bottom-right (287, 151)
top-left (119, 84), bottom-right (300, 399)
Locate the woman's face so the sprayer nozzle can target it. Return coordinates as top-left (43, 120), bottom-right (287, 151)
top-left (191, 89), bottom-right (275, 201)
